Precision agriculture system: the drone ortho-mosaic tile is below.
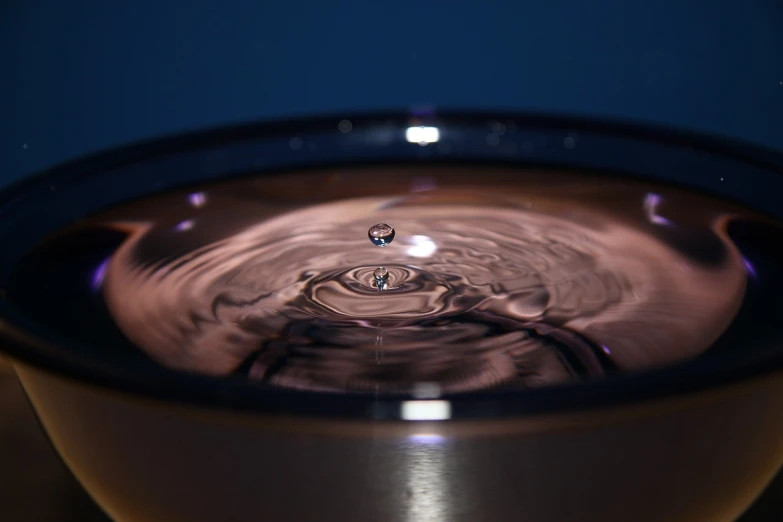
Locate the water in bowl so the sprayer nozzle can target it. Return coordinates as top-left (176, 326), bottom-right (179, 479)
top-left (6, 165), bottom-right (783, 396)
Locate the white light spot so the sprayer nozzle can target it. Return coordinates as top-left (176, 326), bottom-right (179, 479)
top-left (401, 400), bottom-right (451, 421)
top-left (338, 119), bottom-right (352, 133)
top-left (405, 126), bottom-right (440, 145)
top-left (407, 235), bottom-right (437, 258)
top-left (486, 133), bottom-right (500, 146)
top-left (564, 136), bottom-right (576, 149)
top-left (22, 143), bottom-right (28, 150)
top-left (720, 177), bottom-right (724, 181)
top-left (289, 137), bottom-right (303, 150)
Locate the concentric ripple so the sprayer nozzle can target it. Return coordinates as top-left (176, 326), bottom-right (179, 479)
top-left (97, 169), bottom-right (749, 395)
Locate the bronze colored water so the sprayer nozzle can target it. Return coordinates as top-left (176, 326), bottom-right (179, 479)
top-left (10, 165), bottom-right (778, 396)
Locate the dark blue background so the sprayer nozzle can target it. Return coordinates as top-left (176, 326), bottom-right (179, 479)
top-left (2, 1), bottom-right (782, 187)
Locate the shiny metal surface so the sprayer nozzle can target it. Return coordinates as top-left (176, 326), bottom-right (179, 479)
top-left (0, 358), bottom-right (108, 521)
top-left (8, 360), bottom-right (783, 522)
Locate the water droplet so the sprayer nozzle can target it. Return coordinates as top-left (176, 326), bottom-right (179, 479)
top-left (368, 223), bottom-right (395, 247)
top-left (564, 136), bottom-right (576, 149)
top-left (289, 137), bottom-right (303, 150)
top-left (22, 143), bottom-right (28, 150)
top-left (373, 266), bottom-right (390, 290)
top-left (486, 133), bottom-right (500, 146)
top-left (492, 122), bottom-right (506, 135)
top-left (338, 119), bottom-right (352, 133)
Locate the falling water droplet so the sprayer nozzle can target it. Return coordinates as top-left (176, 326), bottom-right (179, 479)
top-left (368, 223), bottom-right (395, 247)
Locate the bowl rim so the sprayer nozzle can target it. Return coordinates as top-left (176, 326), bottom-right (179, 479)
top-left (1, 109), bottom-right (783, 421)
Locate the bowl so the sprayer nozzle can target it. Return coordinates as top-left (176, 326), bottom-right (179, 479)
top-left (1, 112), bottom-right (783, 522)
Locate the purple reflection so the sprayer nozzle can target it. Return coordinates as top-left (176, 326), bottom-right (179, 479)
top-left (188, 192), bottom-right (207, 208)
top-left (644, 193), bottom-right (672, 226)
top-left (410, 177), bottom-right (437, 193)
top-left (409, 433), bottom-right (445, 444)
top-left (91, 257), bottom-right (111, 292)
top-left (175, 220), bottom-right (194, 232)
top-left (743, 258), bottom-right (757, 278)
top-left (601, 345), bottom-right (612, 355)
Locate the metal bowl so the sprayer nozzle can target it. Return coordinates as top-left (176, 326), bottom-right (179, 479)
top-left (1, 112), bottom-right (782, 522)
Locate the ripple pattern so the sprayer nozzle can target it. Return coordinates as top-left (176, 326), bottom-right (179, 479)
top-left (101, 189), bottom-right (747, 394)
